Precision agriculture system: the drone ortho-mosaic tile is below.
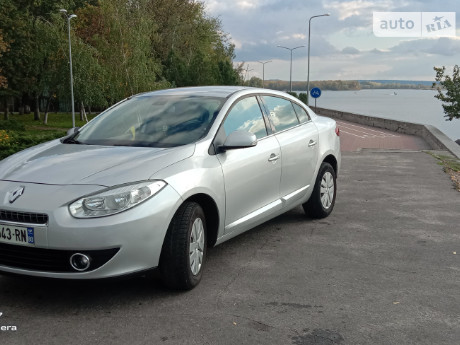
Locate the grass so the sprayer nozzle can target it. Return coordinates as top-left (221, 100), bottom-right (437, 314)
top-left (427, 151), bottom-right (460, 192)
top-left (5, 112), bottom-right (97, 130)
top-left (0, 112), bottom-right (97, 160)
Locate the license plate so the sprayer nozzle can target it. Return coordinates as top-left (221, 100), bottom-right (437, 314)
top-left (0, 224), bottom-right (35, 247)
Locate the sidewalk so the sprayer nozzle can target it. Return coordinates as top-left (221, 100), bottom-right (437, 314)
top-left (1, 150), bottom-right (458, 345)
top-left (337, 119), bottom-right (430, 152)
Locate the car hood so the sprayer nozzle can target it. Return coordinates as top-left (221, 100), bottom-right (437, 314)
top-left (0, 140), bottom-right (195, 186)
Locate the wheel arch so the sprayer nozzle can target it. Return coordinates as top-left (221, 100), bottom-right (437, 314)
top-left (184, 193), bottom-right (220, 247)
top-left (322, 154), bottom-right (338, 175)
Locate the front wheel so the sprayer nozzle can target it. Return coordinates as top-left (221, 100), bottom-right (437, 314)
top-left (159, 202), bottom-right (207, 290)
top-left (303, 162), bottom-right (337, 219)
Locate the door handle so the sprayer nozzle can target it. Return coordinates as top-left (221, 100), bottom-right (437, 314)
top-left (308, 140), bottom-right (317, 147)
top-left (268, 153), bottom-right (280, 162)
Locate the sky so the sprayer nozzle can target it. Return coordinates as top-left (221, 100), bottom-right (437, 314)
top-left (201, 0), bottom-right (460, 81)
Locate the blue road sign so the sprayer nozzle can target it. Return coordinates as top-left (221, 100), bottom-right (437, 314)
top-left (310, 87), bottom-right (321, 99)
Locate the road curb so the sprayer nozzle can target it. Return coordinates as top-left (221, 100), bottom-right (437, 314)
top-left (315, 107), bottom-right (460, 159)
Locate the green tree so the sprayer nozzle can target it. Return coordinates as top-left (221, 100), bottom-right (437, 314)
top-left (433, 65), bottom-right (460, 121)
top-left (0, 0), bottom-right (32, 116)
top-left (0, 0), bottom-right (241, 121)
top-left (0, 0), bottom-right (90, 120)
top-left (75, 0), bottom-right (167, 105)
top-left (0, 29), bottom-right (9, 119)
top-left (0, 29), bottom-right (8, 89)
top-left (148, 0), bottom-right (241, 86)
top-left (247, 76), bottom-right (263, 88)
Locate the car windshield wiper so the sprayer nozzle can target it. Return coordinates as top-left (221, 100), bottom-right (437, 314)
top-left (62, 137), bottom-right (83, 144)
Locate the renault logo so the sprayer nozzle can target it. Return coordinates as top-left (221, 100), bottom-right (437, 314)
top-left (9, 186), bottom-right (25, 204)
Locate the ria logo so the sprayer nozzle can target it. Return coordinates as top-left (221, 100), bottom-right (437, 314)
top-left (9, 186), bottom-right (25, 204)
top-left (424, 13), bottom-right (454, 35)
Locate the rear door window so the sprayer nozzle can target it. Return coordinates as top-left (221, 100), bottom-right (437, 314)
top-left (292, 102), bottom-right (311, 123)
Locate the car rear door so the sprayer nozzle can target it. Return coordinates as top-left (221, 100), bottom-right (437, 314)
top-left (260, 96), bottom-right (319, 206)
top-left (215, 96), bottom-right (282, 234)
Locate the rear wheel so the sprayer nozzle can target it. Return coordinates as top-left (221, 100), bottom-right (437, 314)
top-left (159, 202), bottom-right (207, 290)
top-left (303, 162), bottom-right (337, 218)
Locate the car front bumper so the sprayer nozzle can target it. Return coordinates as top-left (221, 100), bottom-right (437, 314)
top-left (0, 181), bottom-right (181, 279)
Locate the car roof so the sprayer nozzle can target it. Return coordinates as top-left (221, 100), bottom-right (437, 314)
top-left (136, 86), bottom-right (254, 99)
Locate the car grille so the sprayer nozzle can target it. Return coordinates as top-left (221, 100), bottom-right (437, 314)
top-left (0, 243), bottom-right (120, 272)
top-left (0, 210), bottom-right (48, 225)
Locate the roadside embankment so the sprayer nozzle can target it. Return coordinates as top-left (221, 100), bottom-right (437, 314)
top-left (315, 107), bottom-right (460, 159)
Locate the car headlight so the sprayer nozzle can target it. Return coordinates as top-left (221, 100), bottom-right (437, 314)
top-left (69, 181), bottom-right (167, 218)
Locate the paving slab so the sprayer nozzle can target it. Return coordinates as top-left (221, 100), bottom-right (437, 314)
top-left (0, 151), bottom-right (459, 345)
top-left (337, 120), bottom-right (430, 152)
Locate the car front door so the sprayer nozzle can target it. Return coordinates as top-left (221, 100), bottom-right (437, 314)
top-left (260, 96), bottom-right (319, 206)
top-left (216, 96), bottom-right (282, 234)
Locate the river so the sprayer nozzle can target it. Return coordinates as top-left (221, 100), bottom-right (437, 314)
top-left (306, 89), bottom-right (460, 141)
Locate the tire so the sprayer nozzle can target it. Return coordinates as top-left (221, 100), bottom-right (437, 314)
top-left (303, 162), bottom-right (337, 219)
top-left (159, 202), bottom-right (207, 290)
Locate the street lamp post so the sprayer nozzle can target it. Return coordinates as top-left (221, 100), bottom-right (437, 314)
top-left (277, 45), bottom-right (305, 92)
top-left (257, 60), bottom-right (272, 88)
top-left (307, 13), bottom-right (330, 105)
top-left (60, 9), bottom-right (77, 128)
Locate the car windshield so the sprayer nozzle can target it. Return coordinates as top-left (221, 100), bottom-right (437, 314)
top-left (71, 94), bottom-right (226, 147)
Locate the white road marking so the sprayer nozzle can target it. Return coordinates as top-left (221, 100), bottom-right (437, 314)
top-left (339, 129), bottom-right (367, 138)
top-left (336, 120), bottom-right (400, 138)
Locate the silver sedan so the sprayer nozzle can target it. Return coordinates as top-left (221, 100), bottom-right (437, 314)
top-left (0, 86), bottom-right (340, 290)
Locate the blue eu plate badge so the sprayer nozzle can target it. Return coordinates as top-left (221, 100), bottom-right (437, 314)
top-left (27, 228), bottom-right (35, 244)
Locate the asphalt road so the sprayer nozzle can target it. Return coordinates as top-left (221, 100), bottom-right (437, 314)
top-left (1, 150), bottom-right (459, 345)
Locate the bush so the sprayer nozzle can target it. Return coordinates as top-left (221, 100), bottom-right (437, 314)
top-left (286, 92), bottom-right (308, 106)
top-left (0, 131), bottom-right (63, 161)
top-left (298, 93), bottom-right (308, 105)
top-left (0, 119), bottom-right (26, 131)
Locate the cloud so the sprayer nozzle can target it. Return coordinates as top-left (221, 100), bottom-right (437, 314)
top-left (231, 37), bottom-right (243, 50)
top-left (390, 37), bottom-right (460, 56)
top-left (236, 0), bottom-right (259, 10)
top-left (201, 0), bottom-right (460, 80)
top-left (342, 46), bottom-right (361, 54)
top-left (292, 33), bottom-right (307, 40)
top-left (324, 0), bottom-right (397, 20)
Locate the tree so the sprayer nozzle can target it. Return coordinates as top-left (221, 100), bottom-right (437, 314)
top-left (0, 29), bottom-right (9, 119)
top-left (148, 0), bottom-right (241, 87)
top-left (0, 0), bottom-right (100, 121)
top-left (0, 29), bottom-right (8, 89)
top-left (0, 0), bottom-right (241, 120)
top-left (433, 65), bottom-right (460, 121)
top-left (0, 0), bottom-right (31, 117)
top-left (75, 0), bottom-right (167, 105)
top-left (247, 76), bottom-right (263, 88)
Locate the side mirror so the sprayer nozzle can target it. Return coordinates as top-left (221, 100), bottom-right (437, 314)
top-left (66, 127), bottom-right (80, 136)
top-left (219, 130), bottom-right (257, 152)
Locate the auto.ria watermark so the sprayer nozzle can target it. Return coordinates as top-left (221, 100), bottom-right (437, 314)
top-left (373, 12), bottom-right (456, 37)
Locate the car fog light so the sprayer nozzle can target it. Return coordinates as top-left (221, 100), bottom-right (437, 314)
top-left (70, 253), bottom-right (91, 271)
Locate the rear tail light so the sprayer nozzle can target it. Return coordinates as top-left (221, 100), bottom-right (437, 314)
top-left (335, 125), bottom-right (340, 136)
